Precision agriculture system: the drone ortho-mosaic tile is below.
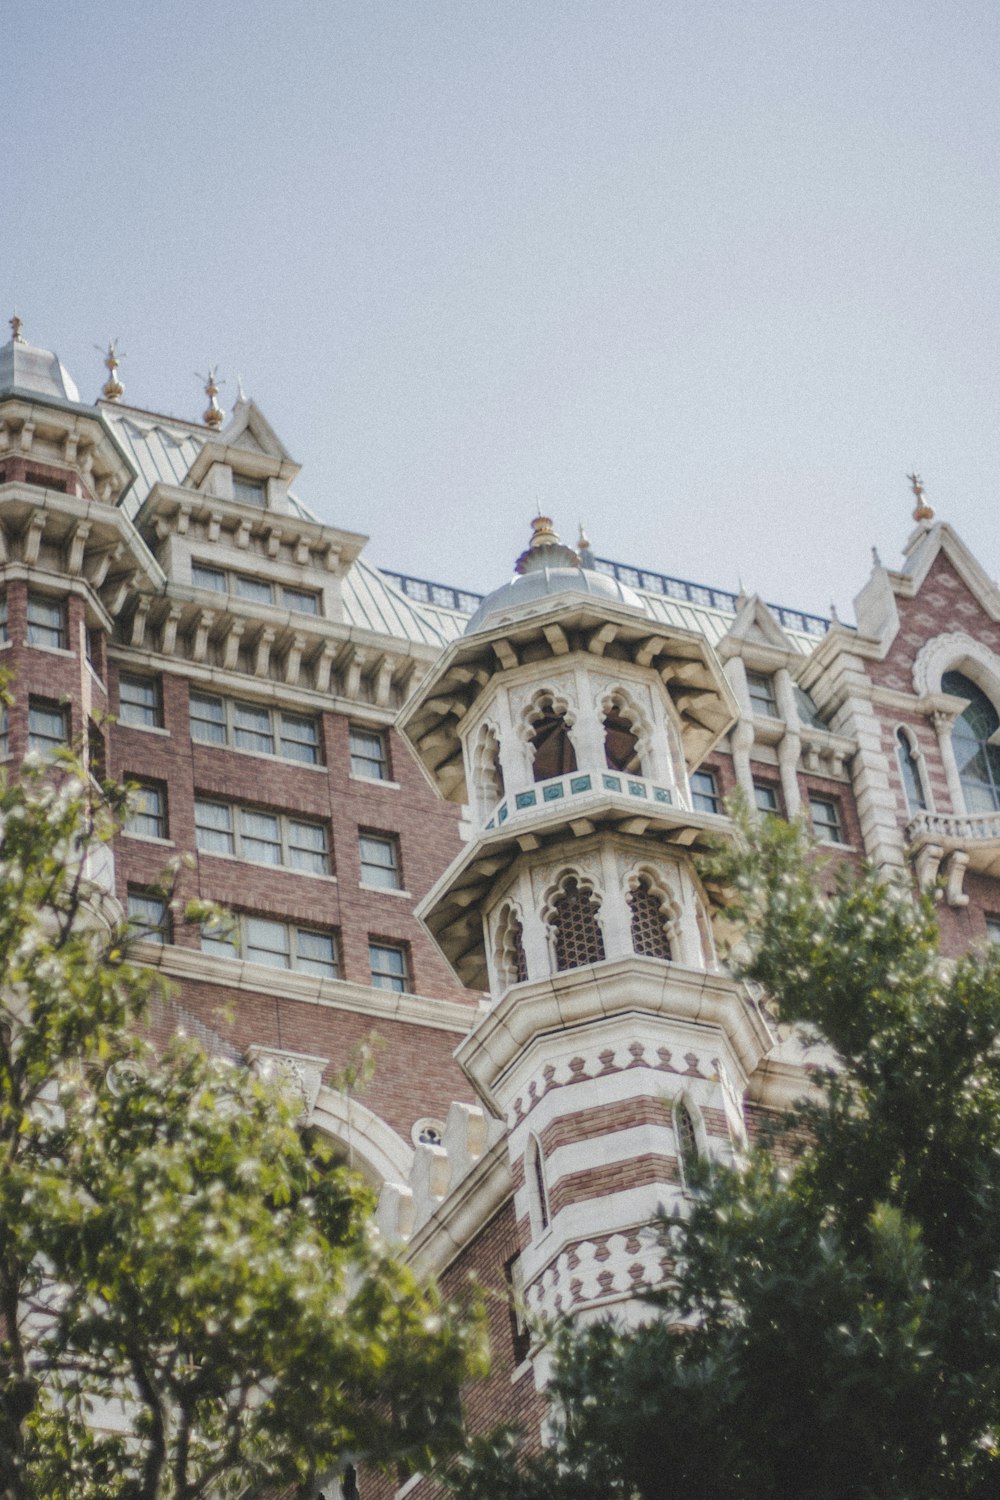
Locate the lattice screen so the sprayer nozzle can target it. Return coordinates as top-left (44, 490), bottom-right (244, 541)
top-left (552, 880), bottom-right (606, 970)
top-left (628, 881), bottom-right (672, 959)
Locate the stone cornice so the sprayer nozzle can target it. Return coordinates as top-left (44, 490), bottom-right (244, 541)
top-left (403, 1137), bottom-right (512, 1278)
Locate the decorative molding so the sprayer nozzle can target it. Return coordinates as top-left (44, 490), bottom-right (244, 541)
top-left (912, 631), bottom-right (1000, 699)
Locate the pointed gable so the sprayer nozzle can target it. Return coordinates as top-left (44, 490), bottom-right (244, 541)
top-left (717, 593), bottom-right (799, 666)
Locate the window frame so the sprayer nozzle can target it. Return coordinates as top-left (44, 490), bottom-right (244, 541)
top-left (194, 797), bottom-right (330, 875)
top-left (690, 768), bottom-right (722, 814)
top-left (26, 594), bottom-right (68, 651)
top-left (752, 780), bottom-right (781, 816)
top-left (359, 832), bottom-right (402, 890)
top-left (0, 594), bottom-right (8, 644)
top-left (125, 780), bottom-right (168, 841)
top-left (350, 725), bottom-right (391, 781)
top-left (28, 698), bottom-right (69, 754)
top-left (809, 793), bottom-right (846, 845)
top-left (127, 888), bottom-right (170, 944)
top-left (118, 673), bottom-right (163, 730)
top-left (368, 940), bottom-right (410, 993)
top-left (746, 670), bottom-right (779, 718)
top-left (190, 560), bottom-right (321, 617)
top-left (202, 913), bottom-right (339, 978)
top-left (189, 690), bottom-right (322, 766)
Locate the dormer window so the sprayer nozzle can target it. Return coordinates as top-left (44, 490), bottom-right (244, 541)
top-left (232, 474), bottom-right (266, 507)
top-left (746, 671), bottom-right (779, 717)
top-left (190, 563), bottom-right (321, 617)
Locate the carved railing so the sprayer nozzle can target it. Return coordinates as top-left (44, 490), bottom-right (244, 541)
top-left (907, 810), bottom-right (1000, 843)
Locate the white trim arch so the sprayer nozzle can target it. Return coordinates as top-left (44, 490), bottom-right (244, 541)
top-left (894, 723), bottom-right (933, 813)
top-left (597, 685), bottom-right (654, 778)
top-left (912, 631), bottom-right (1000, 703)
top-left (622, 863), bottom-right (680, 960)
top-left (540, 867), bottom-right (608, 973)
top-left (310, 1086), bottom-right (414, 1188)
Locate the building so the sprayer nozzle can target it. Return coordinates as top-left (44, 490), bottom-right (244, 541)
top-left (2, 318), bottom-right (1000, 1496)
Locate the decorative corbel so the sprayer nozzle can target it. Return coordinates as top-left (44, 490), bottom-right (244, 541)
top-left (130, 597), bottom-right (151, 649)
top-left (913, 841), bottom-right (944, 895)
top-left (234, 518), bottom-right (252, 550)
top-left (284, 632), bottom-right (307, 687)
top-left (206, 510), bottom-right (222, 543)
top-left (265, 526), bottom-right (283, 559)
top-left (22, 513), bottom-right (45, 565)
top-left (222, 618), bottom-right (245, 671)
top-left (374, 655), bottom-right (395, 707)
top-left (104, 572), bottom-right (137, 618)
top-left (160, 604), bottom-right (183, 656)
top-left (192, 609), bottom-right (216, 663)
top-left (294, 535), bottom-right (311, 566)
top-left (254, 625), bottom-right (277, 677)
top-left (312, 640), bottom-right (338, 694)
top-left (66, 521), bottom-right (92, 575)
top-left (944, 849), bottom-right (970, 908)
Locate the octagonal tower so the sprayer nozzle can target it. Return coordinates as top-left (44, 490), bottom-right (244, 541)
top-left (398, 519), bottom-right (771, 1327)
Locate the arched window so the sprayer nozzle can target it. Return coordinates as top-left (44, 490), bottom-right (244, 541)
top-left (896, 728), bottom-right (927, 811)
top-left (495, 904), bottom-right (529, 988)
top-left (603, 700), bottom-right (642, 774)
top-left (528, 695), bottom-right (577, 782)
top-left (942, 671), bottom-right (1000, 812)
top-left (674, 1099), bottom-right (700, 1190)
top-left (628, 879), bottom-right (672, 960)
top-left (550, 878), bottom-right (605, 971)
top-left (527, 1135), bottom-right (550, 1231)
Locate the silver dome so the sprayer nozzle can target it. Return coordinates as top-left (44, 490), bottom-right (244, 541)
top-left (464, 563), bottom-right (647, 635)
top-left (0, 337), bottom-right (80, 403)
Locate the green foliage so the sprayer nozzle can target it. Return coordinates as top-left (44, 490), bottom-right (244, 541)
top-left (0, 759), bottom-right (482, 1499)
top-left (451, 810), bottom-right (1000, 1500)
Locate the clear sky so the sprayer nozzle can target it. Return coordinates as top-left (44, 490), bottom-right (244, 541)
top-left (4, 1), bottom-right (999, 619)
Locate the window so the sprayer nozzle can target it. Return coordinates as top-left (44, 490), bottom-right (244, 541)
top-left (127, 889), bottom-right (169, 944)
top-left (202, 914), bottom-right (339, 977)
top-left (87, 721), bottom-right (106, 781)
top-left (753, 781), bottom-right (781, 815)
top-left (189, 691), bottom-right (321, 765)
top-left (527, 1136), bottom-right (550, 1233)
top-left (359, 833), bottom-right (401, 889)
top-left (190, 561), bottom-right (320, 616)
top-left (809, 794), bottom-right (845, 844)
top-left (551, 878), bottom-right (605, 971)
top-left (690, 769), bottom-right (721, 814)
top-left (232, 474), bottom-right (266, 507)
top-left (28, 699), bottom-right (68, 753)
top-left (942, 671), bottom-right (1000, 813)
top-left (674, 1100), bottom-right (700, 1190)
top-left (194, 799), bottom-right (329, 873)
top-left (0, 595), bottom-right (7, 643)
top-left (628, 880), bottom-right (672, 960)
top-left (126, 782), bottom-right (167, 840)
top-left (896, 729), bottom-right (927, 811)
top-left (795, 685), bottom-right (826, 729)
top-left (27, 595), bottom-right (67, 650)
top-left (528, 696), bottom-right (576, 782)
top-left (369, 941), bottom-right (409, 993)
top-left (119, 674), bottom-right (162, 729)
top-left (0, 705), bottom-right (8, 758)
top-left (746, 670), bottom-right (779, 717)
top-left (350, 726), bottom-right (390, 781)
top-left (603, 701), bottom-right (642, 774)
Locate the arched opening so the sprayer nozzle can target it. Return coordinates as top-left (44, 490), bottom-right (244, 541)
top-left (473, 721), bottom-right (505, 817)
top-left (603, 699), bottom-right (642, 774)
top-left (627, 878), bottom-right (672, 960)
top-left (527, 1134), bottom-right (550, 1232)
top-left (549, 877), bottom-right (605, 971)
top-left (674, 1099), bottom-right (700, 1190)
top-left (896, 727), bottom-right (927, 812)
top-left (528, 694), bottom-right (577, 782)
top-left (494, 903), bottom-right (529, 988)
top-left (942, 670), bottom-right (1000, 812)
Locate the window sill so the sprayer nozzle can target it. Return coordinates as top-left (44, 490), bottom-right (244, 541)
top-left (120, 831), bottom-right (174, 847)
top-left (359, 882), bottom-right (411, 898)
top-left (196, 848), bottom-right (337, 881)
top-left (117, 721), bottom-right (170, 737)
top-left (349, 773), bottom-right (400, 790)
top-left (191, 739), bottom-right (326, 771)
top-left (26, 642), bottom-right (75, 658)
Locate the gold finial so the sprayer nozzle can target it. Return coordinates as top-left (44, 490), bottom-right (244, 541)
top-left (96, 338), bottom-right (125, 401)
top-left (9, 314), bottom-right (23, 343)
top-left (528, 514), bottom-right (560, 550)
top-left (908, 471), bottom-right (934, 523)
top-left (197, 365), bottom-right (225, 430)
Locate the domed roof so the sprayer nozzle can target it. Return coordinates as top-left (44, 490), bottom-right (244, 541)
top-left (464, 516), bottom-right (646, 635)
top-left (0, 322), bottom-right (80, 404)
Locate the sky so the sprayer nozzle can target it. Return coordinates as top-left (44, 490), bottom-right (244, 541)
top-left (4, 1), bottom-right (1000, 620)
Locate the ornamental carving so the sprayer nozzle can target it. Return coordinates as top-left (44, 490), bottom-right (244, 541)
top-left (912, 632), bottom-right (1000, 699)
top-left (245, 1045), bottom-right (328, 1122)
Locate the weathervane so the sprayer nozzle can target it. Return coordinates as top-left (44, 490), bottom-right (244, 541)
top-left (907, 471), bottom-right (934, 523)
top-left (96, 339), bottom-right (125, 402)
top-left (9, 314), bottom-right (23, 343)
top-left (197, 365), bottom-right (225, 430)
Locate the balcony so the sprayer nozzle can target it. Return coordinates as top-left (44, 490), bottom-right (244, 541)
top-left (906, 809), bottom-right (1000, 898)
top-left (483, 770), bottom-right (687, 831)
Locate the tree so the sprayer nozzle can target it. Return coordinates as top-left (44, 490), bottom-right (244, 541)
top-left (450, 812), bottom-right (1000, 1500)
top-left (0, 754), bottom-right (482, 1499)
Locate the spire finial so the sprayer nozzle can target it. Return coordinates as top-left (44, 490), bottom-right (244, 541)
top-left (514, 514), bottom-right (580, 575)
top-left (528, 514), bottom-right (560, 550)
top-left (9, 314), bottom-right (23, 343)
top-left (197, 365), bottom-right (225, 430)
top-left (96, 338), bottom-right (125, 402)
top-left (907, 471), bottom-right (934, 523)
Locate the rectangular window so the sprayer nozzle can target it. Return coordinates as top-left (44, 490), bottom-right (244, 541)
top-left (690, 769), bottom-right (721, 815)
top-left (235, 574), bottom-right (273, 605)
top-left (809, 794), bottom-right (845, 844)
top-left (28, 699), bottom-right (68, 753)
top-left (119, 674), bottom-right (162, 729)
top-left (0, 705), bottom-right (9, 758)
top-left (202, 914), bottom-right (338, 977)
top-left (194, 798), bottom-right (329, 873)
top-left (369, 941), bottom-right (409, 993)
top-left (282, 585), bottom-right (320, 615)
top-left (0, 595), bottom-right (7, 643)
top-left (359, 833), bottom-right (401, 889)
top-left (126, 782), bottom-right (167, 840)
top-left (232, 475), bottom-right (266, 507)
top-left (189, 692), bottom-right (321, 765)
top-left (746, 671), bottom-right (779, 717)
top-left (350, 726), bottom-right (389, 781)
top-left (127, 889), bottom-right (169, 944)
top-left (27, 595), bottom-right (67, 650)
top-left (191, 562), bottom-right (227, 593)
top-left (753, 782), bottom-right (780, 815)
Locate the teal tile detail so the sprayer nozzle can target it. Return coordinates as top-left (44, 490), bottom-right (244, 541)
top-left (570, 775), bottom-right (592, 793)
top-left (653, 786), bottom-right (672, 804)
top-left (498, 804), bottom-right (509, 823)
top-left (603, 774), bottom-right (622, 791)
top-left (515, 790), bottom-right (537, 809)
top-left (628, 780), bottom-right (648, 798)
top-left (543, 782), bottom-right (565, 801)
top-left (485, 817), bottom-right (495, 830)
